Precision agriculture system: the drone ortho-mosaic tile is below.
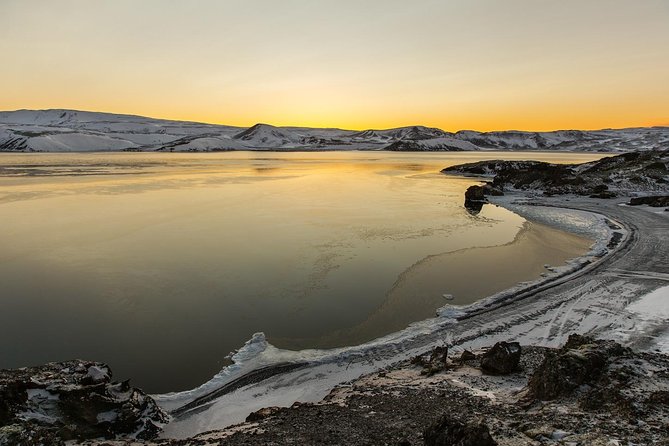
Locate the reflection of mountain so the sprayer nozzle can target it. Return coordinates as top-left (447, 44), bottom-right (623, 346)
top-left (2, 109), bottom-right (668, 152)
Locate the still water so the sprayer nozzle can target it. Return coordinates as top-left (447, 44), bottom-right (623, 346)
top-left (0, 151), bottom-right (604, 392)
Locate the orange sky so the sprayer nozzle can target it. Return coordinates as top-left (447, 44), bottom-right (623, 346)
top-left (1, 0), bottom-right (668, 131)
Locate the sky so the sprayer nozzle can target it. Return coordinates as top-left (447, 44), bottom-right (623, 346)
top-left (1, 0), bottom-right (668, 131)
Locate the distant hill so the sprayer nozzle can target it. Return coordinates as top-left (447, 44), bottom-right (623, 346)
top-left (1, 109), bottom-right (667, 152)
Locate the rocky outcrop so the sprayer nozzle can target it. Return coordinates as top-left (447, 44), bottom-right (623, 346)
top-left (443, 150), bottom-right (669, 197)
top-left (423, 415), bottom-right (497, 446)
top-left (0, 360), bottom-right (167, 444)
top-left (480, 341), bottom-right (522, 375)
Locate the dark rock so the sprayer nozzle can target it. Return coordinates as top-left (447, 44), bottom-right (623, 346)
top-left (424, 415), bottom-right (497, 446)
top-left (464, 200), bottom-right (484, 215)
top-left (0, 360), bottom-right (167, 443)
top-left (411, 355), bottom-right (429, 368)
top-left (464, 185), bottom-right (487, 214)
top-left (460, 350), bottom-right (477, 362)
top-left (429, 346), bottom-right (449, 364)
top-left (480, 342), bottom-right (522, 375)
top-left (629, 195), bottom-right (669, 207)
top-left (246, 406), bottom-right (282, 422)
top-left (464, 185), bottom-right (486, 202)
top-left (527, 334), bottom-right (629, 401)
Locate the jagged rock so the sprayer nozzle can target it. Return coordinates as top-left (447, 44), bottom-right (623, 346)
top-left (424, 415), bottom-right (497, 446)
top-left (0, 360), bottom-right (167, 443)
top-left (527, 334), bottom-right (629, 401)
top-left (460, 350), bottom-right (476, 362)
top-left (480, 342), bottom-right (521, 375)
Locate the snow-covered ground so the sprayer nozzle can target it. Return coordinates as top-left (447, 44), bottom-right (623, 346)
top-left (1, 109), bottom-right (667, 152)
top-left (153, 195), bottom-right (668, 439)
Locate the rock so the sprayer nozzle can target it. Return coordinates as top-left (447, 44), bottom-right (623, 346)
top-left (429, 346), bottom-right (449, 364)
top-left (424, 415), bottom-right (497, 446)
top-left (246, 406), bottom-right (282, 422)
top-left (464, 185), bottom-right (486, 202)
top-left (460, 350), bottom-right (477, 362)
top-left (629, 195), bottom-right (669, 207)
top-left (0, 360), bottom-right (167, 443)
top-left (527, 334), bottom-right (629, 401)
top-left (480, 342), bottom-right (521, 375)
top-left (464, 185), bottom-right (487, 214)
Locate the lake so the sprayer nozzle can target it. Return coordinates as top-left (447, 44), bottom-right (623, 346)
top-left (0, 151), bottom-right (604, 392)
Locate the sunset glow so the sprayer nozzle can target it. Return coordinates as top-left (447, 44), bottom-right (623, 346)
top-left (2, 0), bottom-right (668, 131)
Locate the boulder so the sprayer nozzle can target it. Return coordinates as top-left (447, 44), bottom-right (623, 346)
top-left (424, 415), bottom-right (497, 446)
top-left (464, 185), bottom-right (486, 202)
top-left (480, 342), bottom-right (521, 375)
top-left (527, 334), bottom-right (628, 401)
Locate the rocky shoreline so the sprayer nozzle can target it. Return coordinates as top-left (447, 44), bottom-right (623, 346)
top-left (4, 336), bottom-right (668, 445)
top-left (442, 150), bottom-right (669, 213)
top-left (2, 150), bottom-right (668, 445)
top-left (177, 335), bottom-right (669, 446)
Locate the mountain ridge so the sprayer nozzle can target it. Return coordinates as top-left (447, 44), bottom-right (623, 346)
top-left (1, 109), bottom-right (667, 153)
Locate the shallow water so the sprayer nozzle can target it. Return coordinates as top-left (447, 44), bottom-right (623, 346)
top-left (0, 151), bottom-right (604, 392)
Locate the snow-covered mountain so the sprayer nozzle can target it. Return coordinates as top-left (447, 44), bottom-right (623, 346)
top-left (0, 109), bottom-right (667, 152)
top-left (452, 128), bottom-right (669, 152)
